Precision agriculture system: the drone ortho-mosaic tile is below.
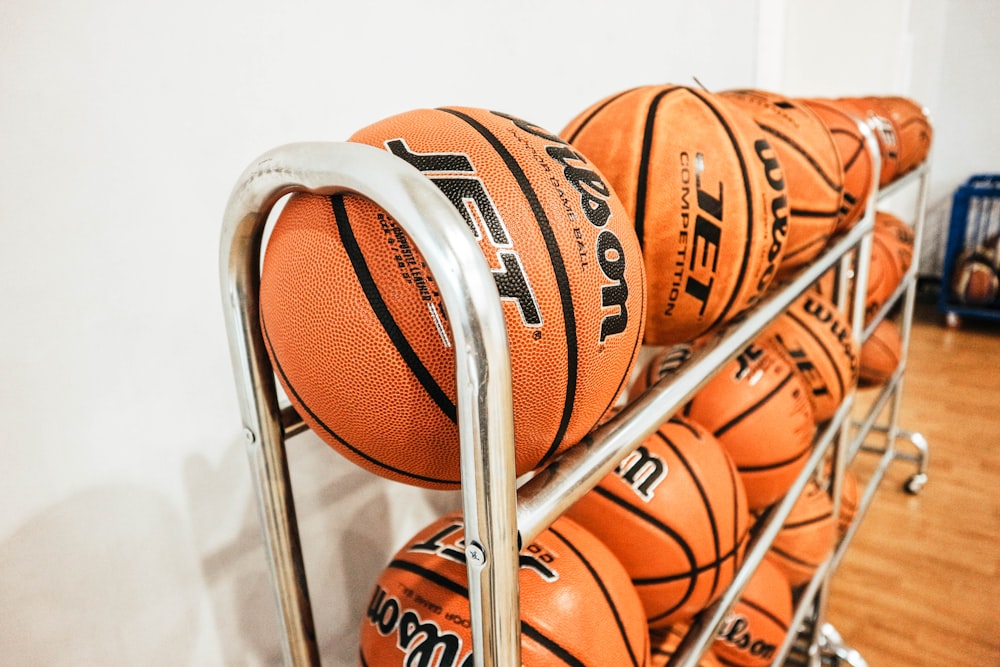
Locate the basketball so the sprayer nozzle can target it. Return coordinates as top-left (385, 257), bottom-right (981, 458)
top-left (565, 416), bottom-right (750, 629)
top-left (764, 478), bottom-right (837, 587)
top-left (800, 97), bottom-right (875, 232)
top-left (712, 557), bottom-right (793, 667)
top-left (839, 468), bottom-right (860, 535)
top-left (682, 339), bottom-right (816, 510)
top-left (650, 623), bottom-right (723, 667)
top-left (719, 89), bottom-right (844, 275)
top-left (865, 231), bottom-right (905, 322)
top-left (760, 292), bottom-right (859, 424)
top-left (359, 512), bottom-right (651, 665)
top-left (872, 96), bottom-right (933, 175)
top-left (628, 339), bottom-right (704, 399)
top-left (875, 210), bottom-right (915, 277)
top-left (832, 97), bottom-right (901, 187)
top-left (951, 249), bottom-right (1000, 305)
top-left (859, 318), bottom-right (903, 386)
top-left (259, 107), bottom-right (646, 488)
top-left (561, 84), bottom-right (788, 345)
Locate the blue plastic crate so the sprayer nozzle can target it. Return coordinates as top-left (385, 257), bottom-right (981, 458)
top-left (938, 174), bottom-right (1000, 324)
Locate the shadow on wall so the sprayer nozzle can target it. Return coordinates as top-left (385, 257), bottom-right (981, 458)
top-left (186, 429), bottom-right (461, 666)
top-left (0, 484), bottom-right (201, 666)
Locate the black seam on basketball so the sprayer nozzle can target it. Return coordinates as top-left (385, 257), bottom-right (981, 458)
top-left (770, 544), bottom-right (822, 568)
top-left (741, 597), bottom-right (791, 632)
top-left (687, 87), bottom-right (755, 330)
top-left (333, 194), bottom-right (458, 424)
top-left (785, 308), bottom-right (846, 400)
top-left (359, 649), bottom-right (369, 667)
top-left (635, 87), bottom-right (682, 250)
top-left (655, 428), bottom-right (724, 601)
top-left (388, 558), bottom-right (468, 597)
top-left (757, 121), bottom-right (842, 193)
top-left (782, 234), bottom-right (833, 262)
top-left (592, 487), bottom-right (699, 573)
top-left (737, 443), bottom-right (811, 472)
top-left (260, 312), bottom-right (460, 486)
top-left (521, 624), bottom-right (588, 667)
top-left (631, 540), bottom-right (743, 585)
top-left (548, 523), bottom-right (643, 667)
top-left (439, 108), bottom-right (577, 465)
top-left (833, 129), bottom-right (866, 171)
top-left (782, 511), bottom-right (834, 530)
top-left (789, 207), bottom-right (842, 218)
top-left (712, 370), bottom-right (796, 438)
top-left (563, 87), bottom-right (639, 144)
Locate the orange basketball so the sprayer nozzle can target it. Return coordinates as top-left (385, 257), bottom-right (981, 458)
top-left (682, 340), bottom-right (816, 510)
top-left (866, 225), bottom-right (906, 323)
top-left (650, 623), bottom-right (723, 667)
top-left (719, 89), bottom-right (844, 275)
top-left (259, 108), bottom-right (646, 488)
top-left (359, 512), bottom-right (651, 665)
top-left (800, 97), bottom-right (875, 232)
top-left (832, 97), bottom-right (901, 187)
top-left (628, 339), bottom-right (705, 399)
top-left (712, 558), bottom-right (793, 667)
top-left (839, 468), bottom-right (859, 535)
top-left (872, 96), bottom-right (933, 175)
top-left (565, 416), bottom-right (750, 629)
top-left (764, 478), bottom-right (837, 587)
top-left (875, 210), bottom-right (915, 276)
top-left (561, 85), bottom-right (788, 345)
top-left (760, 292), bottom-right (859, 424)
top-left (859, 317), bottom-right (903, 386)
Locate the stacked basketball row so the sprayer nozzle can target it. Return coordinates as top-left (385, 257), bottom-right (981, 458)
top-left (357, 411), bottom-right (862, 666)
top-left (258, 87), bottom-right (931, 493)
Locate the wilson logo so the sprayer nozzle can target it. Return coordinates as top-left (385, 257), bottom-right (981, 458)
top-left (753, 139), bottom-right (789, 297)
top-left (493, 112), bottom-right (631, 342)
top-left (387, 138), bottom-right (542, 328)
top-left (366, 586), bottom-right (474, 667)
top-left (615, 445), bottom-right (668, 501)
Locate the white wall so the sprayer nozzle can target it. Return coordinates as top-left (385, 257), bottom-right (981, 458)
top-left (776, 0), bottom-right (1000, 277)
top-left (0, 2), bottom-right (765, 665)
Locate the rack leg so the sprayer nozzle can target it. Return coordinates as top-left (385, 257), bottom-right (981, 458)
top-left (863, 424), bottom-right (930, 494)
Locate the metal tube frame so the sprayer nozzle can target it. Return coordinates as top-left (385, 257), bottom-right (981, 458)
top-left (219, 129), bottom-right (932, 665)
top-left (219, 142), bottom-right (521, 667)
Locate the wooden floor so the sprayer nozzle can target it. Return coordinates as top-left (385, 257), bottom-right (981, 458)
top-left (823, 298), bottom-right (1000, 666)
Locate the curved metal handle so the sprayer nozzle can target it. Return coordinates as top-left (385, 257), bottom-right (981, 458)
top-left (219, 141), bottom-right (520, 667)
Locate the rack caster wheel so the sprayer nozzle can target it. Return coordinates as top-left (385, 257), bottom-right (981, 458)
top-left (904, 473), bottom-right (928, 495)
top-left (945, 312), bottom-right (961, 328)
top-left (819, 623), bottom-right (869, 667)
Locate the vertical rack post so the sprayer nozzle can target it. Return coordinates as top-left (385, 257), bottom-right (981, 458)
top-left (219, 142), bottom-right (522, 666)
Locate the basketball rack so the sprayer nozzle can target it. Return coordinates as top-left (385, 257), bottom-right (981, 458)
top-left (219, 121), bottom-right (931, 666)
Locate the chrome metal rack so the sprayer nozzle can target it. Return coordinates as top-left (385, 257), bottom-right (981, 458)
top-left (219, 124), bottom-right (930, 666)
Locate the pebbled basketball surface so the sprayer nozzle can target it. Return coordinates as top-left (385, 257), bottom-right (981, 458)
top-left (260, 107), bottom-right (646, 488)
